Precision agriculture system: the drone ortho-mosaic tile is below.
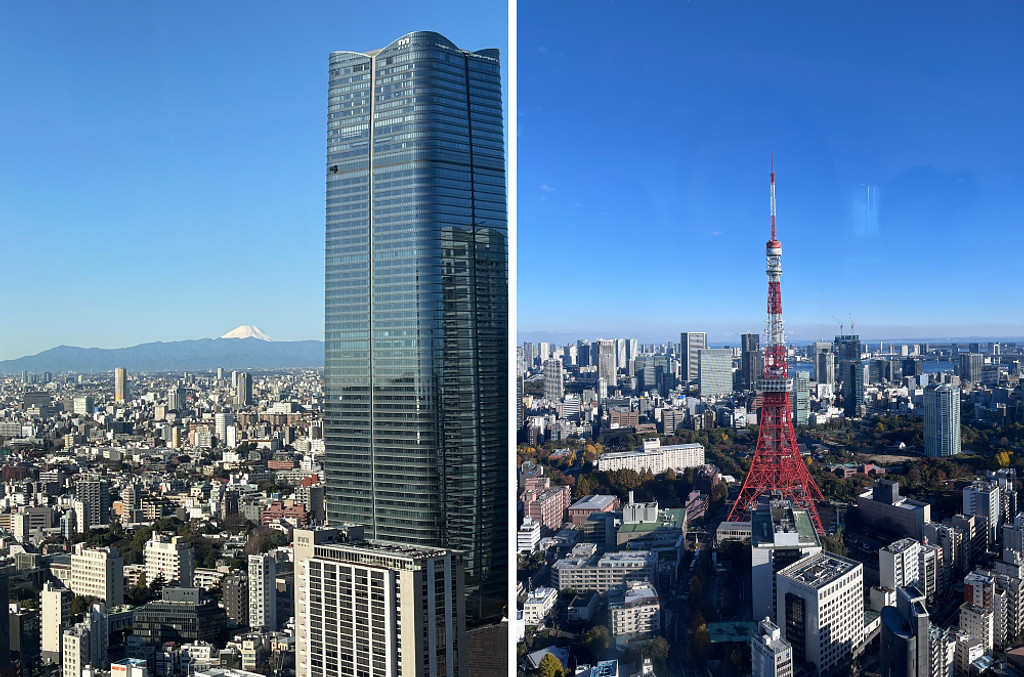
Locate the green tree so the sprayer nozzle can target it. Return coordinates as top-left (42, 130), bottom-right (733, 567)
top-left (574, 473), bottom-right (598, 500)
top-left (694, 622), bottom-right (711, 660)
top-left (821, 527), bottom-right (848, 557)
top-left (71, 594), bottom-right (98, 616)
top-left (582, 625), bottom-right (610, 662)
top-left (645, 636), bottom-right (670, 665)
top-left (536, 653), bottom-right (563, 677)
top-left (664, 467), bottom-right (677, 481)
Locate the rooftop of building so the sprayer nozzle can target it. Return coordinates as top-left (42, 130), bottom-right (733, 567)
top-left (882, 538), bottom-right (920, 554)
top-left (707, 621), bottom-right (758, 644)
top-left (608, 579), bottom-right (659, 609)
top-left (751, 500), bottom-right (818, 548)
top-left (617, 509), bottom-right (687, 534)
top-left (524, 587), bottom-right (558, 602)
top-left (596, 550), bottom-right (654, 567)
top-left (600, 443), bottom-right (704, 459)
top-left (569, 495), bottom-right (618, 511)
top-left (778, 551), bottom-right (860, 588)
top-left (310, 538), bottom-right (455, 569)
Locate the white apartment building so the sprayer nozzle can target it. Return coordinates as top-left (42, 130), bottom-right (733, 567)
top-left (751, 617), bottom-right (793, 677)
top-left (880, 538), bottom-right (921, 590)
top-left (62, 603), bottom-right (107, 677)
top-left (248, 553), bottom-right (277, 631)
top-left (144, 534), bottom-right (195, 587)
top-left (41, 581), bottom-right (72, 664)
top-left (518, 518), bottom-right (541, 554)
top-left (608, 580), bottom-right (660, 639)
top-left (597, 442), bottom-right (705, 475)
top-left (963, 481), bottom-right (1002, 548)
top-left (294, 527), bottom-right (466, 677)
top-left (776, 552), bottom-right (864, 675)
top-left (552, 544), bottom-right (656, 593)
top-left (522, 587), bottom-right (558, 626)
top-left (70, 544), bottom-right (123, 606)
top-left (959, 603), bottom-right (994, 652)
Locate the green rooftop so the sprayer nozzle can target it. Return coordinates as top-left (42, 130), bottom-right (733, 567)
top-left (707, 621), bottom-right (757, 644)
top-left (616, 508), bottom-right (687, 534)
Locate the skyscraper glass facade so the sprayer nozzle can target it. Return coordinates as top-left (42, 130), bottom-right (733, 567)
top-left (323, 31), bottom-right (507, 624)
top-left (924, 383), bottom-right (961, 457)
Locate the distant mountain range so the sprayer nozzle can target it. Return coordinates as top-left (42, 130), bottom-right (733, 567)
top-left (0, 327), bottom-right (323, 373)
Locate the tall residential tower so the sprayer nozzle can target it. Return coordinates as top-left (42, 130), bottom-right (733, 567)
top-left (323, 31), bottom-right (507, 624)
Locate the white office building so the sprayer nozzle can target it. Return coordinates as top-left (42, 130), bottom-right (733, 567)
top-left (751, 617), bottom-right (793, 677)
top-left (776, 552), bottom-right (864, 675)
top-left (751, 500), bottom-right (821, 623)
top-left (144, 534), bottom-right (195, 587)
top-left (294, 527), bottom-right (466, 677)
top-left (70, 544), bottom-right (123, 607)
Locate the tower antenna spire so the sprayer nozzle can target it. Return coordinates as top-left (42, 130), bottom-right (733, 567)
top-left (727, 157), bottom-right (826, 533)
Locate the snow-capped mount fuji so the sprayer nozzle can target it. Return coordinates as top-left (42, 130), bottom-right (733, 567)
top-left (221, 325), bottom-right (274, 341)
top-left (0, 328), bottom-right (323, 373)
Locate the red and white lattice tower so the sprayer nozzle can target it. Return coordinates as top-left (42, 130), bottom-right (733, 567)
top-left (727, 157), bottom-right (825, 533)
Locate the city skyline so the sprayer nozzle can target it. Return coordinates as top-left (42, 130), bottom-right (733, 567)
top-left (518, 1), bottom-right (1024, 341)
top-left (0, 1), bottom-right (508, 362)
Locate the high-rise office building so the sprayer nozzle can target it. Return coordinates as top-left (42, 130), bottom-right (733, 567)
top-left (681, 332), bottom-right (707, 384)
top-left (924, 384), bottom-right (961, 458)
top-left (597, 339), bottom-right (617, 385)
top-left (167, 385), bottom-right (187, 412)
top-left (776, 552), bottom-right (864, 675)
top-left (880, 586), bottom-right (949, 677)
top-left (844, 361), bottom-right (864, 418)
top-left (960, 353), bottom-right (984, 384)
top-left (114, 367), bottom-right (128, 401)
top-left (543, 359), bottom-right (564, 401)
top-left (73, 395), bottom-right (93, 416)
top-left (323, 31), bottom-right (507, 624)
top-left (741, 333), bottom-right (763, 391)
top-left (697, 348), bottom-right (732, 397)
top-left (794, 371), bottom-right (810, 426)
top-left (294, 527), bottom-right (466, 677)
top-left (235, 372), bottom-right (252, 407)
top-left (835, 334), bottom-right (861, 396)
top-left (750, 500), bottom-right (821, 622)
top-left (214, 412), bottom-right (234, 447)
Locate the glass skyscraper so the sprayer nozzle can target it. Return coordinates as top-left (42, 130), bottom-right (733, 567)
top-left (324, 31), bottom-right (507, 624)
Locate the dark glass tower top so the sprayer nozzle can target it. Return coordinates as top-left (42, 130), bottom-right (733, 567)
top-left (324, 31), bottom-right (508, 625)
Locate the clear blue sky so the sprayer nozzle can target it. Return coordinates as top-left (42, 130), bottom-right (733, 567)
top-left (518, 1), bottom-right (1024, 346)
top-left (0, 1), bottom-right (507, 361)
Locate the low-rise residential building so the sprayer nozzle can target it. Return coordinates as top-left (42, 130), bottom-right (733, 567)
top-left (552, 544), bottom-right (655, 593)
top-left (608, 580), bottom-right (660, 639)
top-left (523, 485), bottom-right (572, 531)
top-left (522, 587), bottom-right (558, 626)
